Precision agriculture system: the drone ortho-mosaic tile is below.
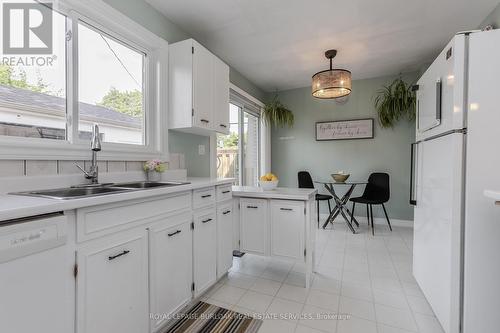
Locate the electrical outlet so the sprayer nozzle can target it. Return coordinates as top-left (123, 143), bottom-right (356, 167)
top-left (198, 145), bottom-right (205, 155)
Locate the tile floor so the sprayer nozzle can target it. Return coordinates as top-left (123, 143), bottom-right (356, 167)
top-left (201, 220), bottom-right (445, 333)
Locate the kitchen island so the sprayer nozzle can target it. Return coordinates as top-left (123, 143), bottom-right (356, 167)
top-left (232, 186), bottom-right (317, 288)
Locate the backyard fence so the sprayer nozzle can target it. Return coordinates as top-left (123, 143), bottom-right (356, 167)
top-left (217, 148), bottom-right (238, 180)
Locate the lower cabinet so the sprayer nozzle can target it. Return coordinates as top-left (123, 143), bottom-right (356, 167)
top-left (76, 227), bottom-right (149, 333)
top-left (193, 207), bottom-right (217, 296)
top-left (270, 200), bottom-right (304, 260)
top-left (217, 201), bottom-right (233, 278)
top-left (240, 198), bottom-right (268, 255)
top-left (148, 212), bottom-right (193, 332)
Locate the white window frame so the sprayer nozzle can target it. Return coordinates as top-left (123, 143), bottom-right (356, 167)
top-left (0, 0), bottom-right (169, 161)
top-left (210, 83), bottom-right (270, 181)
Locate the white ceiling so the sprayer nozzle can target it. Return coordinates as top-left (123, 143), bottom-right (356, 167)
top-left (146, 0), bottom-right (498, 92)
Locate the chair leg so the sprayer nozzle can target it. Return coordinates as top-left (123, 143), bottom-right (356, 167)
top-left (369, 204), bottom-right (374, 236)
top-left (327, 200), bottom-right (332, 213)
top-left (317, 200), bottom-right (320, 228)
top-left (366, 205), bottom-right (370, 225)
top-left (382, 203), bottom-right (392, 231)
top-left (350, 202), bottom-right (356, 226)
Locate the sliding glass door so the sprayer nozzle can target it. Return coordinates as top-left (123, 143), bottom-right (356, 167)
top-left (217, 102), bottom-right (260, 186)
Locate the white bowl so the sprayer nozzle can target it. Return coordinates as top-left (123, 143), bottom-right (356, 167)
top-left (259, 180), bottom-right (278, 191)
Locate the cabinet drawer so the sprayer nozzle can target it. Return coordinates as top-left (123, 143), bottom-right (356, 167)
top-left (77, 192), bottom-right (192, 242)
top-left (216, 184), bottom-right (232, 202)
top-left (193, 187), bottom-right (216, 209)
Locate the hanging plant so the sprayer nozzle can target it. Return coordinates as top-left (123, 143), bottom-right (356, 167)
top-left (374, 77), bottom-right (416, 128)
top-left (263, 95), bottom-right (294, 128)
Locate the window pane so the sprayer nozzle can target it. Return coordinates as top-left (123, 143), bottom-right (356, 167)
top-left (243, 111), bottom-right (259, 186)
top-left (217, 104), bottom-right (240, 184)
top-left (0, 4), bottom-right (67, 140)
top-left (78, 22), bottom-right (145, 145)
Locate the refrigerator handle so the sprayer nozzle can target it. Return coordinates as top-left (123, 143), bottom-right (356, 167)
top-left (435, 79), bottom-right (442, 123)
top-left (410, 143), bottom-right (417, 206)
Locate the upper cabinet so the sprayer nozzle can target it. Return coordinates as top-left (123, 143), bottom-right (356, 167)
top-left (169, 39), bottom-right (230, 134)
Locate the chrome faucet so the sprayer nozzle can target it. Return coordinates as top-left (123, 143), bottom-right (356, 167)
top-left (76, 124), bottom-right (102, 184)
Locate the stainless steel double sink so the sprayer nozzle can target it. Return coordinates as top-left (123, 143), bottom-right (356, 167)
top-left (12, 181), bottom-right (190, 200)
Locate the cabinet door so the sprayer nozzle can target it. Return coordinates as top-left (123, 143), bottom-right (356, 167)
top-left (270, 200), bottom-right (305, 260)
top-left (213, 57), bottom-right (230, 134)
top-left (240, 198), bottom-right (268, 255)
top-left (217, 202), bottom-right (233, 278)
top-left (193, 208), bottom-right (217, 296)
top-left (77, 228), bottom-right (148, 333)
top-left (149, 213), bottom-right (192, 332)
top-left (193, 41), bottom-right (214, 129)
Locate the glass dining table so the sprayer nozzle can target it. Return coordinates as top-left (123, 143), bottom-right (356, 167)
top-left (314, 180), bottom-right (368, 233)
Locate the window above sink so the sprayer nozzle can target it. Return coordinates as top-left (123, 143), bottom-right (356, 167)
top-left (0, 0), bottom-right (169, 161)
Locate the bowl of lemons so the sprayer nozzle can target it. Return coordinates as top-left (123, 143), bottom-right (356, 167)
top-left (259, 173), bottom-right (279, 190)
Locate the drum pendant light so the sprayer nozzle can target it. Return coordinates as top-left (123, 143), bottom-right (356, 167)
top-left (312, 49), bottom-right (352, 99)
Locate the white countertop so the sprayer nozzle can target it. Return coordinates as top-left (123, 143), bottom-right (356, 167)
top-left (484, 190), bottom-right (500, 202)
top-left (0, 177), bottom-right (233, 222)
top-left (232, 186), bottom-right (317, 201)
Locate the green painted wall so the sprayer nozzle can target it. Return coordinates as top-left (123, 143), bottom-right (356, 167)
top-left (103, 0), bottom-right (264, 176)
top-left (479, 3), bottom-right (500, 29)
top-left (269, 73), bottom-right (417, 221)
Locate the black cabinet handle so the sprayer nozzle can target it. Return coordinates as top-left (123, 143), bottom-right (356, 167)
top-left (201, 119), bottom-right (210, 123)
top-left (202, 218), bottom-right (213, 223)
top-left (108, 250), bottom-right (130, 261)
top-left (280, 208), bottom-right (293, 211)
top-left (220, 124), bottom-right (227, 128)
top-left (201, 194), bottom-right (212, 198)
top-left (222, 190), bottom-right (230, 194)
top-left (223, 210), bottom-right (231, 215)
top-left (247, 205), bottom-right (258, 209)
top-left (168, 230), bottom-right (182, 237)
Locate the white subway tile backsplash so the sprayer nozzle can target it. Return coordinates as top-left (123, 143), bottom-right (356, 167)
top-left (179, 154), bottom-right (186, 169)
top-left (0, 160), bottom-right (25, 177)
top-left (126, 161), bottom-right (143, 172)
top-left (169, 153), bottom-right (181, 170)
top-left (107, 161), bottom-right (126, 173)
top-left (58, 160), bottom-right (84, 175)
top-left (0, 159), bottom-right (181, 178)
top-left (84, 160), bottom-right (107, 173)
top-left (25, 160), bottom-right (58, 176)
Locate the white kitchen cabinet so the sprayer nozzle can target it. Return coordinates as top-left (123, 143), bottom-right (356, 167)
top-left (213, 56), bottom-right (230, 134)
top-left (240, 198), bottom-right (268, 255)
top-left (270, 200), bottom-right (304, 261)
top-left (193, 207), bottom-right (217, 296)
top-left (76, 227), bottom-right (149, 333)
top-left (169, 38), bottom-right (230, 134)
top-left (217, 202), bottom-right (233, 278)
top-left (148, 213), bottom-right (192, 333)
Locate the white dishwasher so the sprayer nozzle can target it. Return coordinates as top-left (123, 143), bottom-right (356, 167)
top-left (0, 213), bottom-right (71, 333)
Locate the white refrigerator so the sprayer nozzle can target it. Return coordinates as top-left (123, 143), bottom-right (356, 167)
top-left (411, 29), bottom-right (500, 333)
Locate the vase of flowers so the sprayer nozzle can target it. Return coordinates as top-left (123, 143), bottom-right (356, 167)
top-left (143, 160), bottom-right (167, 181)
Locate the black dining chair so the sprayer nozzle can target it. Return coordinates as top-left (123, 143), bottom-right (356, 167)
top-left (298, 171), bottom-right (332, 228)
top-left (349, 172), bottom-right (392, 235)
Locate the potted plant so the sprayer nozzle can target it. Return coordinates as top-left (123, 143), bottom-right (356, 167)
top-left (374, 77), bottom-right (416, 128)
top-left (263, 95), bottom-right (294, 128)
top-left (143, 160), bottom-right (167, 181)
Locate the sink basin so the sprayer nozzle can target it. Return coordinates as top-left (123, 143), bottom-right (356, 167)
top-left (11, 181), bottom-right (190, 200)
top-left (13, 186), bottom-right (132, 200)
top-left (112, 181), bottom-right (190, 189)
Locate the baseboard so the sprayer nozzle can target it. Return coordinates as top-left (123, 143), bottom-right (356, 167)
top-left (319, 214), bottom-right (413, 227)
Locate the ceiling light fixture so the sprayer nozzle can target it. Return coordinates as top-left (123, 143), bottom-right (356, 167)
top-left (312, 49), bottom-right (352, 99)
